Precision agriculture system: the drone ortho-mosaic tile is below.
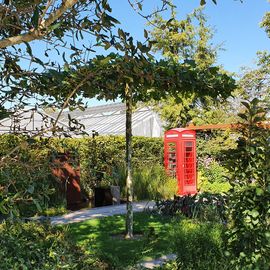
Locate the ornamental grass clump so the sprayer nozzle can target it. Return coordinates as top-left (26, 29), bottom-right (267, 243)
top-left (172, 219), bottom-right (229, 270)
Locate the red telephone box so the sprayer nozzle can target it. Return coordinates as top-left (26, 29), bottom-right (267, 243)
top-left (164, 128), bottom-right (197, 196)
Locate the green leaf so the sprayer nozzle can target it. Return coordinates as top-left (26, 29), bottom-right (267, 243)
top-left (241, 101), bottom-right (251, 110)
top-left (33, 57), bottom-right (45, 67)
top-left (50, 22), bottom-right (62, 31)
top-left (31, 6), bottom-right (39, 29)
top-left (238, 113), bottom-right (248, 121)
top-left (256, 188), bottom-right (263, 196)
top-left (250, 210), bottom-right (259, 218)
top-left (27, 185), bottom-right (35, 194)
top-left (33, 199), bottom-right (42, 212)
top-left (252, 219), bottom-right (259, 225)
top-left (144, 29), bottom-right (148, 39)
top-left (239, 252), bottom-right (246, 258)
top-left (118, 29), bottom-right (126, 39)
top-left (24, 42), bottom-right (33, 57)
top-left (249, 147), bottom-right (255, 155)
top-left (105, 14), bottom-right (120, 24)
top-left (104, 42), bottom-right (111, 50)
top-left (200, 0), bottom-right (206, 5)
top-left (166, 18), bottom-right (174, 26)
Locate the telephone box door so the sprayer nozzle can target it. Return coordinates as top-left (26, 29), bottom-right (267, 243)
top-left (180, 140), bottom-right (196, 195)
top-left (165, 141), bottom-right (178, 178)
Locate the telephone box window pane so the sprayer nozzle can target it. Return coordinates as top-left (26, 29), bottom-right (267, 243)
top-left (184, 141), bottom-right (195, 185)
top-left (167, 142), bottom-right (177, 178)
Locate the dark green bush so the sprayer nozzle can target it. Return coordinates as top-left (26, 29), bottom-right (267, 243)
top-left (0, 135), bottom-right (64, 218)
top-left (224, 99), bottom-right (270, 270)
top-left (154, 193), bottom-right (227, 223)
top-left (0, 221), bottom-right (105, 270)
top-left (225, 186), bottom-right (270, 269)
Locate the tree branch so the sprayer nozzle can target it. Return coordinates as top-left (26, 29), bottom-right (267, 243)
top-left (52, 72), bottom-right (93, 129)
top-left (40, 0), bottom-right (55, 22)
top-left (0, 0), bottom-right (79, 49)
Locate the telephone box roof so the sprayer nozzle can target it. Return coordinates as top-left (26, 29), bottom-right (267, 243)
top-left (166, 128), bottom-right (194, 133)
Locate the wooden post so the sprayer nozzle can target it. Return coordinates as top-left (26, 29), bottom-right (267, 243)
top-left (125, 82), bottom-right (133, 239)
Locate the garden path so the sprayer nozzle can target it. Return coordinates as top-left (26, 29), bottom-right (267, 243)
top-left (51, 201), bottom-right (155, 225)
top-left (138, 254), bottom-right (177, 269)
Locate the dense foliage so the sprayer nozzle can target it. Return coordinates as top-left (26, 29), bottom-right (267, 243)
top-left (172, 220), bottom-right (228, 270)
top-left (154, 192), bottom-right (227, 223)
top-left (224, 99), bottom-right (270, 269)
top-left (0, 135), bottom-right (64, 218)
top-left (0, 221), bottom-right (105, 270)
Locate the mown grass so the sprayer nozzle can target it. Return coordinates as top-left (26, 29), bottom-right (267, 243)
top-left (67, 212), bottom-right (228, 269)
top-left (67, 212), bottom-right (177, 268)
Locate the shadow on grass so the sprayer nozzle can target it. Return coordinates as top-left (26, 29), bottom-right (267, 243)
top-left (67, 212), bottom-right (176, 268)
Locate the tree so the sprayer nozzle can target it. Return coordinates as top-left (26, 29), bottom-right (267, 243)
top-left (30, 43), bottom-right (235, 238)
top-left (150, 6), bottom-right (217, 67)
top-left (223, 11), bottom-right (270, 268)
top-left (148, 5), bottom-right (232, 129)
top-left (261, 11), bottom-right (270, 38)
top-left (238, 51), bottom-right (270, 106)
top-left (0, 0), bottom-right (122, 114)
top-left (0, 0), bottom-right (235, 238)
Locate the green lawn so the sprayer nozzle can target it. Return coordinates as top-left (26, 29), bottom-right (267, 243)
top-left (67, 212), bottom-right (177, 268)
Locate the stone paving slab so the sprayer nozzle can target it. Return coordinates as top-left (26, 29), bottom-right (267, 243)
top-left (139, 254), bottom-right (177, 269)
top-left (51, 201), bottom-right (155, 225)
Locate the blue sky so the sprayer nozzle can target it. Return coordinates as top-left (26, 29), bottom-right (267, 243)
top-left (108, 0), bottom-right (269, 73)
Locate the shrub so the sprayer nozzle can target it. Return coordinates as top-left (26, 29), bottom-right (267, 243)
top-left (225, 186), bottom-right (270, 269)
top-left (172, 219), bottom-right (229, 270)
top-left (198, 159), bottom-right (231, 193)
top-left (224, 99), bottom-right (270, 270)
top-left (199, 159), bottom-right (228, 183)
top-left (77, 136), bottom-right (163, 193)
top-left (133, 165), bottom-right (177, 200)
top-left (156, 176), bottom-right (178, 200)
top-left (0, 221), bottom-right (105, 270)
top-left (154, 193), bottom-right (227, 223)
top-left (198, 172), bottom-right (231, 193)
top-left (0, 135), bottom-right (64, 218)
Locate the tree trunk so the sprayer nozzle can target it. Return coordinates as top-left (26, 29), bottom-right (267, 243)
top-left (125, 82), bottom-right (133, 239)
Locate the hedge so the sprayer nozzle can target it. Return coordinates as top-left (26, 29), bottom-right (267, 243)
top-left (0, 135), bottom-right (164, 217)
